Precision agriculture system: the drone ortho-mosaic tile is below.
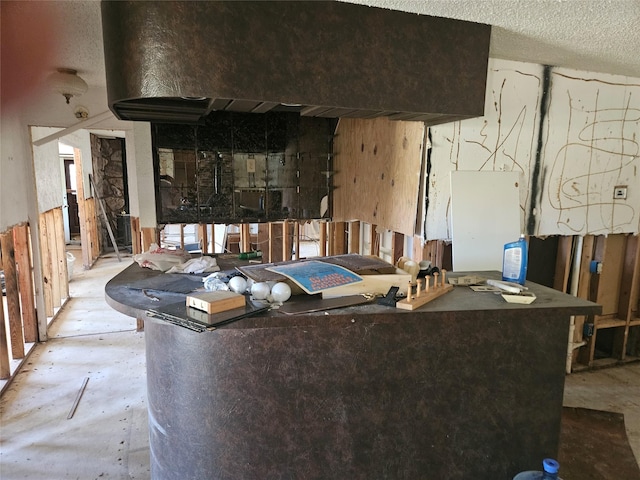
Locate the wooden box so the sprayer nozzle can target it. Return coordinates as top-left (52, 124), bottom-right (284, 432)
top-left (186, 291), bottom-right (245, 314)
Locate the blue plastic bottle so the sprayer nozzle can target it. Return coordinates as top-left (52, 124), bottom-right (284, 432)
top-left (513, 458), bottom-right (561, 480)
top-left (502, 234), bottom-right (528, 285)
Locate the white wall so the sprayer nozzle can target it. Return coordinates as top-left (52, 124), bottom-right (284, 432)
top-left (125, 123), bottom-right (156, 227)
top-left (0, 113), bottom-right (34, 230)
top-left (59, 129), bottom-right (94, 200)
top-left (428, 58), bottom-right (640, 240)
top-left (31, 127), bottom-right (65, 212)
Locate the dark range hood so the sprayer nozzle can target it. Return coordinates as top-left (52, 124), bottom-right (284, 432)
top-left (101, 1), bottom-right (491, 125)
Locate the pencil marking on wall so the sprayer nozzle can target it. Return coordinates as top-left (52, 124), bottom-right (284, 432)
top-left (428, 62), bottom-right (542, 239)
top-left (545, 79), bottom-right (639, 235)
top-left (428, 59), bottom-right (640, 240)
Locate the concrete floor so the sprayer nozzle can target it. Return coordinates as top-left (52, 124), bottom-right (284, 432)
top-left (1, 253), bottom-right (639, 479)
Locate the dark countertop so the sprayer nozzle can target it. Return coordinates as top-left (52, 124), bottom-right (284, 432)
top-left (108, 256), bottom-right (603, 479)
top-left (106, 258), bottom-right (601, 326)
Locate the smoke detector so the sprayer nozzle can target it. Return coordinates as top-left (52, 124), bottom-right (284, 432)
top-left (74, 106), bottom-right (89, 119)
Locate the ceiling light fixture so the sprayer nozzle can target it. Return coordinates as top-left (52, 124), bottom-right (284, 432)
top-left (74, 106), bottom-right (89, 119)
top-left (47, 68), bottom-right (88, 104)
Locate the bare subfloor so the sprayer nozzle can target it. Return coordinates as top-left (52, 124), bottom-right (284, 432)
top-left (1, 254), bottom-right (149, 480)
top-left (1, 254), bottom-right (638, 479)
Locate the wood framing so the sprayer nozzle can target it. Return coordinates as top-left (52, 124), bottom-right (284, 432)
top-left (38, 212), bottom-right (54, 317)
top-left (38, 208), bottom-right (70, 318)
top-left (199, 224), bottom-right (209, 254)
top-left (267, 223), bottom-right (275, 262)
top-left (142, 227), bottom-right (158, 251)
top-left (553, 236), bottom-right (574, 293)
top-left (415, 240), bottom-right (446, 270)
top-left (282, 221), bottom-right (292, 262)
top-left (240, 224), bottom-right (251, 253)
top-left (13, 224), bottom-right (37, 343)
top-left (612, 235), bottom-right (640, 359)
top-left (0, 279), bottom-right (9, 379)
top-left (130, 216), bottom-right (141, 254)
top-left (391, 232), bottom-right (404, 266)
top-left (74, 150), bottom-right (100, 268)
top-left (294, 222), bottom-right (300, 261)
top-left (577, 234), bottom-right (640, 367)
top-left (319, 222), bottom-right (327, 257)
top-left (1, 230), bottom-right (25, 359)
top-left (369, 223), bottom-right (379, 256)
top-left (330, 222), bottom-right (346, 256)
top-left (348, 221), bottom-right (360, 255)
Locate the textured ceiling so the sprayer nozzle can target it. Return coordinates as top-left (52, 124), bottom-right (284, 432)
top-left (350, 0), bottom-right (640, 78)
top-left (39, 0), bottom-right (640, 91)
top-left (3, 0), bottom-right (639, 129)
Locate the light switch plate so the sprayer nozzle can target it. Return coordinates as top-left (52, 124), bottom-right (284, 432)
top-left (614, 186), bottom-right (628, 199)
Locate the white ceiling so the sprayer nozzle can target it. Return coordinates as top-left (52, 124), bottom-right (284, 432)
top-left (4, 0), bottom-right (640, 129)
top-left (355, 0), bottom-right (640, 79)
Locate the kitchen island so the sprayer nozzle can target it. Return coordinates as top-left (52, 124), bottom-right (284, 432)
top-left (106, 261), bottom-right (600, 479)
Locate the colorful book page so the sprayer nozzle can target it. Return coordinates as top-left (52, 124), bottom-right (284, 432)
top-left (266, 260), bottom-right (362, 295)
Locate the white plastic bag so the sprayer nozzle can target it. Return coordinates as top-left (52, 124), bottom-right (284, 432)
top-left (133, 244), bottom-right (192, 272)
top-left (166, 256), bottom-right (220, 274)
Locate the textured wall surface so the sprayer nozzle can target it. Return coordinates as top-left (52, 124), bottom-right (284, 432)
top-left (138, 272), bottom-right (599, 480)
top-left (428, 58), bottom-right (640, 239)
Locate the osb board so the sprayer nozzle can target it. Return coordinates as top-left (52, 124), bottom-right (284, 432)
top-left (333, 117), bottom-right (424, 236)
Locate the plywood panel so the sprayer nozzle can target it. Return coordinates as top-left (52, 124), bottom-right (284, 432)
top-left (333, 117), bottom-right (424, 236)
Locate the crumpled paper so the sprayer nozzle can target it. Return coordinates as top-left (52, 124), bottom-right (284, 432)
top-left (166, 256), bottom-right (220, 274)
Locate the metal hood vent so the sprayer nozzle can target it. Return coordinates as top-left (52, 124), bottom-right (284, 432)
top-left (101, 1), bottom-right (491, 125)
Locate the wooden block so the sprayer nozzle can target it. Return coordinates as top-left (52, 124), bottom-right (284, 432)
top-left (186, 291), bottom-right (246, 314)
top-left (396, 270), bottom-right (453, 310)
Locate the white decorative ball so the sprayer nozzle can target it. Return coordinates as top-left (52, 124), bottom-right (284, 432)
top-left (270, 282), bottom-right (292, 302)
top-left (228, 276), bottom-right (248, 294)
top-left (251, 282), bottom-right (271, 300)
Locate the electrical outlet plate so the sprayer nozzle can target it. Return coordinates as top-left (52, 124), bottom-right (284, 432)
top-left (613, 186), bottom-right (628, 199)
